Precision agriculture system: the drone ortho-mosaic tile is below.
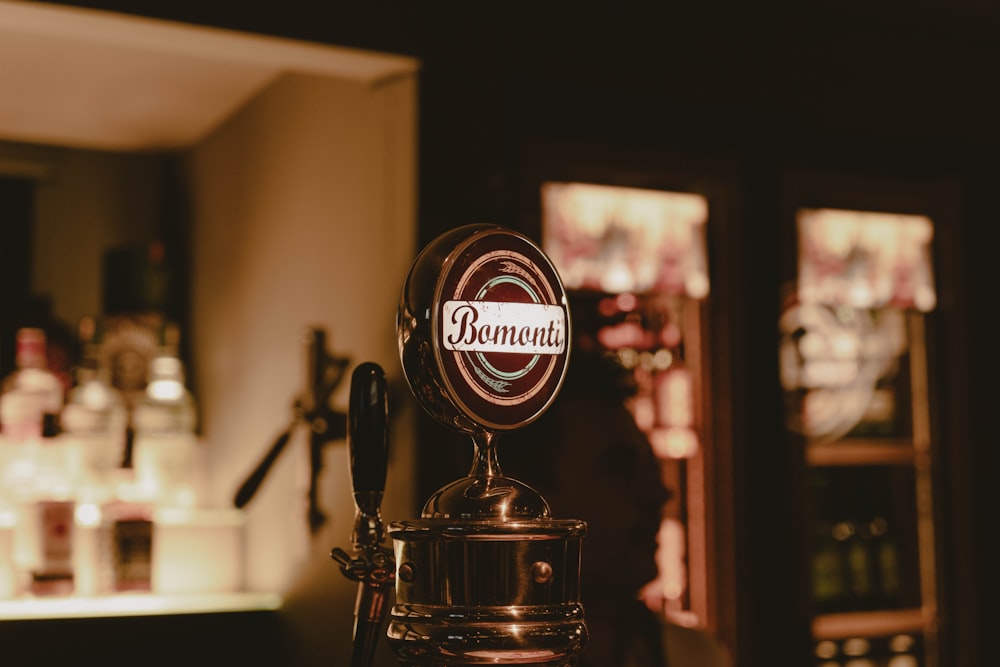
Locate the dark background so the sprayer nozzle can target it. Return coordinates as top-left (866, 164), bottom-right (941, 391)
top-left (13, 2), bottom-right (1000, 665)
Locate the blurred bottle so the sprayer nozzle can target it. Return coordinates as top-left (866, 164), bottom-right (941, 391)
top-left (846, 516), bottom-right (875, 609)
top-left (0, 328), bottom-right (70, 595)
top-left (840, 636), bottom-right (875, 667)
top-left (131, 331), bottom-right (199, 508)
top-left (843, 471), bottom-right (875, 611)
top-left (22, 437), bottom-right (77, 596)
top-left (887, 633), bottom-right (921, 667)
top-left (863, 468), bottom-right (902, 611)
top-left (74, 470), bottom-right (153, 597)
top-left (99, 494), bottom-right (154, 593)
top-left (0, 327), bottom-right (64, 442)
top-left (811, 470), bottom-right (848, 613)
top-left (61, 316), bottom-right (128, 503)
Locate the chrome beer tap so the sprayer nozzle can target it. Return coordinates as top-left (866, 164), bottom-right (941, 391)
top-left (336, 224), bottom-right (587, 666)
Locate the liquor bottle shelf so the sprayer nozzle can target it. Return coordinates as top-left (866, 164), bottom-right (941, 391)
top-left (812, 607), bottom-right (930, 640)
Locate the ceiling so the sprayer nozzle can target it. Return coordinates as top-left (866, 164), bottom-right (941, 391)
top-left (0, 1), bottom-right (418, 152)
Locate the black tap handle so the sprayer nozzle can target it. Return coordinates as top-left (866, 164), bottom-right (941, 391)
top-left (337, 361), bottom-right (393, 667)
top-left (348, 362), bottom-right (389, 549)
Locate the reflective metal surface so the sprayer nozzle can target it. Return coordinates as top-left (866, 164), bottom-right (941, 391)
top-left (332, 363), bottom-right (396, 667)
top-left (386, 224), bottom-right (585, 665)
top-left (397, 224), bottom-right (571, 436)
top-left (388, 519), bottom-right (586, 665)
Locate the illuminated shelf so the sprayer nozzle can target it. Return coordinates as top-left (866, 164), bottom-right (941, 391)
top-left (812, 607), bottom-right (930, 640)
top-left (0, 591), bottom-right (282, 621)
top-left (806, 439), bottom-right (917, 467)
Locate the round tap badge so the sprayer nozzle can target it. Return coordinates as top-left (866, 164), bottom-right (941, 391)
top-left (399, 225), bottom-right (571, 433)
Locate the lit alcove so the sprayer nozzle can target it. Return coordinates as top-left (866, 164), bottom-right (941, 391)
top-left (0, 2), bottom-right (418, 663)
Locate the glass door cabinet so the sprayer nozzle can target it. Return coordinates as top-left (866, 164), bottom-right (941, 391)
top-left (776, 166), bottom-right (963, 667)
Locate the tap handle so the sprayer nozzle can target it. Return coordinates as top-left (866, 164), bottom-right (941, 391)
top-left (348, 361), bottom-right (389, 549)
top-left (339, 362), bottom-right (393, 667)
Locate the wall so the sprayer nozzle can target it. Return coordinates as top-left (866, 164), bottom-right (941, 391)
top-left (186, 69), bottom-right (417, 665)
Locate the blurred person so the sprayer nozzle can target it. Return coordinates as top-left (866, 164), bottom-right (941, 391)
top-left (502, 340), bottom-right (730, 667)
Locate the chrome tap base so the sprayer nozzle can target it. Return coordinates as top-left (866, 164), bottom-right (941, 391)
top-left (388, 518), bottom-right (587, 665)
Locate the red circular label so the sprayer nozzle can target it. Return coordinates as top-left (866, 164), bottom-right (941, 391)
top-left (432, 229), bottom-right (570, 430)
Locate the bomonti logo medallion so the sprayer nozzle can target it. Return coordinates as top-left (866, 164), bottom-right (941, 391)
top-left (433, 230), bottom-right (570, 430)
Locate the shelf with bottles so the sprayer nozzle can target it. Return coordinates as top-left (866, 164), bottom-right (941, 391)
top-left (791, 310), bottom-right (938, 661)
top-left (0, 444), bottom-right (265, 617)
top-left (808, 465), bottom-right (922, 615)
top-left (0, 321), bottom-right (268, 617)
top-left (0, 457), bottom-right (269, 618)
top-left (808, 463), bottom-right (934, 665)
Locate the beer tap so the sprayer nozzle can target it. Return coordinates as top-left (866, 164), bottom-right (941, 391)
top-left (331, 362), bottom-right (394, 667)
top-left (334, 224), bottom-right (587, 666)
top-left (234, 327), bottom-right (349, 535)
